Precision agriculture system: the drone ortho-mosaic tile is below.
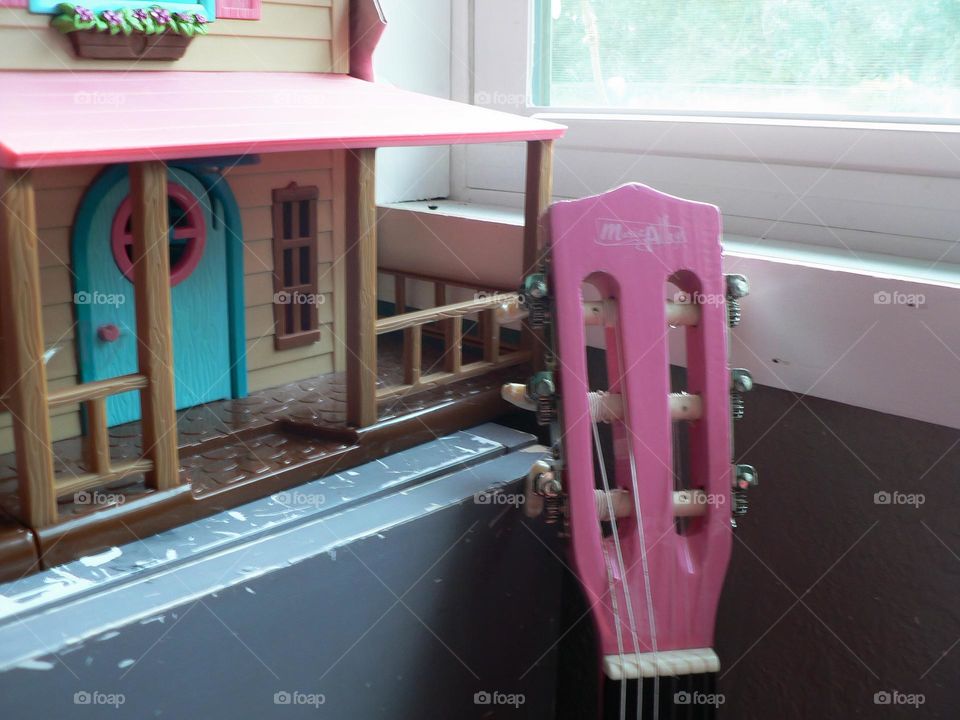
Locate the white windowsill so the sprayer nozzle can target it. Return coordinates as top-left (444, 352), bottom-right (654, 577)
top-left (381, 200), bottom-right (960, 288)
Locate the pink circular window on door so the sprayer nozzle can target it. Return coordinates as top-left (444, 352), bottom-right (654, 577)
top-left (111, 182), bottom-right (206, 287)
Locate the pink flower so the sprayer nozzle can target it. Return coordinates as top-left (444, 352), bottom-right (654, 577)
top-left (150, 7), bottom-right (170, 24)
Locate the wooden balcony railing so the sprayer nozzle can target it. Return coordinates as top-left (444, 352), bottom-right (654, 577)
top-left (378, 267), bottom-right (520, 356)
top-left (0, 162), bottom-right (180, 529)
top-left (374, 293), bottom-right (530, 401)
top-left (46, 374), bottom-right (154, 504)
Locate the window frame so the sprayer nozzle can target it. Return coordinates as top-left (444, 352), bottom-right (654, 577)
top-left (459, 0), bottom-right (960, 269)
top-left (271, 182), bottom-right (322, 352)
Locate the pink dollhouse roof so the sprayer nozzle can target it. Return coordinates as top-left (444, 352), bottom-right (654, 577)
top-left (0, 71), bottom-right (565, 169)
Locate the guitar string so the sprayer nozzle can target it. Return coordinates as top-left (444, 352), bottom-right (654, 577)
top-left (592, 417), bottom-right (639, 720)
top-left (612, 300), bottom-right (662, 720)
top-left (573, 293), bottom-right (629, 719)
top-left (600, 519), bottom-right (627, 720)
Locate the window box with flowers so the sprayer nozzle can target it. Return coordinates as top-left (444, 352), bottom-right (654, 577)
top-left (51, 3), bottom-right (208, 60)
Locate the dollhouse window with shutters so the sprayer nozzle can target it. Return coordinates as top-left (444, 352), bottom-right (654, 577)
top-left (215, 0), bottom-right (259, 20)
top-left (271, 182), bottom-right (322, 351)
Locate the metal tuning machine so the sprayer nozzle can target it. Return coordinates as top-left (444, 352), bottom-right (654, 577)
top-left (730, 367), bottom-right (753, 421)
top-left (725, 274), bottom-right (759, 527)
top-left (523, 456), bottom-right (564, 525)
top-left (731, 464), bottom-right (758, 528)
top-left (725, 273), bottom-right (749, 328)
top-left (521, 272), bottom-right (550, 328)
top-left (528, 371), bottom-right (557, 425)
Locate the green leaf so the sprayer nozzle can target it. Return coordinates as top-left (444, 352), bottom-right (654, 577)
top-left (54, 3), bottom-right (75, 14)
top-left (93, 18), bottom-right (108, 31)
top-left (193, 22), bottom-right (206, 35)
top-left (179, 23), bottom-right (194, 37)
top-left (142, 17), bottom-right (156, 33)
top-left (51, 15), bottom-right (77, 33)
top-left (74, 17), bottom-right (96, 30)
top-left (124, 9), bottom-right (144, 32)
top-left (109, 23), bottom-right (120, 34)
top-left (121, 22), bottom-right (132, 35)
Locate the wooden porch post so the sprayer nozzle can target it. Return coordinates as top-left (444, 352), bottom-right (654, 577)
top-left (521, 139), bottom-right (554, 357)
top-left (0, 169), bottom-right (57, 527)
top-left (130, 162), bottom-right (179, 491)
top-left (345, 148), bottom-right (378, 427)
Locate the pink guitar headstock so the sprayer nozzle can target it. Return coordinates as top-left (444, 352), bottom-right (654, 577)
top-left (505, 183), bottom-right (757, 714)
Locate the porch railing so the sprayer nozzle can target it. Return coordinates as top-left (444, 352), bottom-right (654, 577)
top-left (378, 267), bottom-right (521, 356)
top-left (0, 162), bottom-right (180, 529)
top-left (46, 374), bottom-right (154, 502)
top-left (374, 290), bottom-right (530, 401)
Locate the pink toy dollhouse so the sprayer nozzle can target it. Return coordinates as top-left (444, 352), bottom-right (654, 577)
top-left (0, 0), bottom-right (564, 578)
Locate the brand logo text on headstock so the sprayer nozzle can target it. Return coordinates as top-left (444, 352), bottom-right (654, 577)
top-left (595, 216), bottom-right (687, 251)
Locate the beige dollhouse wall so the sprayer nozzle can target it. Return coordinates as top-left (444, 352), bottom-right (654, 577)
top-left (0, 0), bottom-right (349, 72)
top-left (227, 150), bottom-right (343, 392)
top-left (0, 150), bottom-right (344, 454)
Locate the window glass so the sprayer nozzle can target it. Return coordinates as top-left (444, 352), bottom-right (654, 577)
top-left (533, 0), bottom-right (960, 119)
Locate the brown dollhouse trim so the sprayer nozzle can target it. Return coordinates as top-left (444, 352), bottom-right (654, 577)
top-left (345, 149), bottom-right (378, 427)
top-left (130, 162), bottom-right (180, 493)
top-left (522, 139), bottom-right (555, 368)
top-left (0, 169), bottom-right (57, 528)
top-left (271, 182), bottom-right (322, 351)
top-left (0, 514), bottom-right (39, 582)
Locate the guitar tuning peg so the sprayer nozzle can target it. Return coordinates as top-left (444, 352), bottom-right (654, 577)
top-left (731, 464), bottom-right (758, 527)
top-left (501, 382), bottom-right (535, 411)
top-left (725, 274), bottom-right (749, 299)
top-left (734, 464), bottom-right (758, 489)
top-left (521, 273), bottom-right (550, 328)
top-left (528, 371), bottom-right (556, 398)
top-left (725, 274), bottom-right (749, 328)
top-left (523, 273), bottom-right (549, 300)
top-left (524, 459), bottom-right (564, 524)
top-left (528, 371), bottom-right (557, 425)
top-left (730, 368), bottom-right (753, 420)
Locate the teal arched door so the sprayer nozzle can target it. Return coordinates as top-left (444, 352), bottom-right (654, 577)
top-left (74, 166), bottom-right (239, 427)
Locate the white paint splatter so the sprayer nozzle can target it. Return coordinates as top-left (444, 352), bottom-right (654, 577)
top-left (117, 659), bottom-right (135, 669)
top-left (165, 549), bottom-right (178, 561)
top-left (96, 631), bottom-right (120, 642)
top-left (227, 510), bottom-right (247, 522)
top-left (0, 595), bottom-right (20, 615)
top-left (16, 659), bottom-right (55, 671)
top-left (244, 587), bottom-right (256, 595)
top-left (79, 547), bottom-right (122, 568)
